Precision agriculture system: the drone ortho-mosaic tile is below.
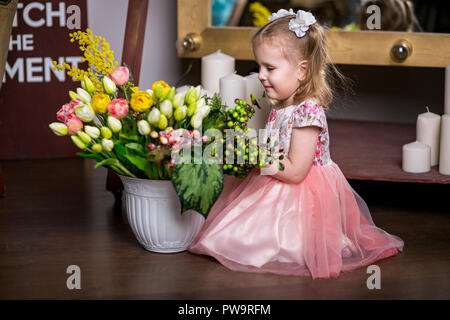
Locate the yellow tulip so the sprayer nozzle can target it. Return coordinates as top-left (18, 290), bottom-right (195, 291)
top-left (91, 94), bottom-right (111, 114)
top-left (130, 91), bottom-right (153, 112)
top-left (151, 80), bottom-right (170, 100)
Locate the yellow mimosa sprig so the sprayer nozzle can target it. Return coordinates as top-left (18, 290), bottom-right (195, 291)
top-left (52, 29), bottom-right (119, 93)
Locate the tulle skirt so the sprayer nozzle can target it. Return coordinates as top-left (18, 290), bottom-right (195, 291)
top-left (188, 161), bottom-right (404, 279)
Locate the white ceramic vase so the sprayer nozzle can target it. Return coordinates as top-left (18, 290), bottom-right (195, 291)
top-left (119, 175), bottom-right (205, 253)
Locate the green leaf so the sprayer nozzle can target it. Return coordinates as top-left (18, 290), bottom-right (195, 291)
top-left (94, 158), bottom-right (120, 169)
top-left (119, 131), bottom-right (139, 142)
top-left (175, 118), bottom-right (189, 129)
top-left (124, 153), bottom-right (158, 179)
top-left (202, 114), bottom-right (218, 132)
top-left (114, 143), bottom-right (144, 178)
top-left (114, 143), bottom-right (127, 157)
top-left (76, 152), bottom-right (104, 161)
top-left (171, 160), bottom-right (224, 218)
top-left (125, 143), bottom-right (146, 156)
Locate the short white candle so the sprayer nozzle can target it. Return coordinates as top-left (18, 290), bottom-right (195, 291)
top-left (445, 65), bottom-right (450, 114)
top-left (219, 72), bottom-right (246, 109)
top-left (201, 50), bottom-right (235, 94)
top-left (244, 73), bottom-right (271, 130)
top-left (416, 106), bottom-right (441, 166)
top-left (439, 114), bottom-right (450, 175)
top-left (402, 141), bottom-right (431, 173)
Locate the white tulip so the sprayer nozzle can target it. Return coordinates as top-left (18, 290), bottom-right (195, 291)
top-left (102, 138), bottom-right (114, 152)
top-left (102, 76), bottom-right (117, 95)
top-left (75, 104), bottom-right (95, 122)
top-left (137, 120), bottom-right (151, 135)
top-left (84, 125), bottom-right (100, 139)
top-left (147, 107), bottom-right (161, 126)
top-left (197, 105), bottom-right (211, 118)
top-left (160, 99), bottom-right (173, 118)
top-left (76, 88), bottom-right (91, 103)
top-left (49, 122), bottom-right (68, 136)
top-left (172, 92), bottom-right (184, 109)
top-left (190, 113), bottom-right (203, 129)
top-left (107, 116), bottom-right (122, 132)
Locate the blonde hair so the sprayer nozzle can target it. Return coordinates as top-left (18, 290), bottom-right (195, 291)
top-left (359, 0), bottom-right (423, 32)
top-left (252, 15), bottom-right (348, 111)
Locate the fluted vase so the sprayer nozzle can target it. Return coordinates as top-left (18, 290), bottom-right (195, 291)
top-left (119, 175), bottom-right (205, 253)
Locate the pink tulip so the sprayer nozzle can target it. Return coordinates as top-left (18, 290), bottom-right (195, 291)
top-left (109, 67), bottom-right (129, 86)
top-left (56, 106), bottom-right (68, 122)
top-left (65, 114), bottom-right (83, 135)
top-left (108, 98), bottom-right (129, 119)
top-left (147, 143), bottom-right (156, 151)
top-left (56, 99), bottom-right (83, 122)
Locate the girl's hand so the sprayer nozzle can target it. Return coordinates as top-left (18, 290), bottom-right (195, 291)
top-left (260, 126), bottom-right (320, 183)
top-left (260, 159), bottom-right (279, 176)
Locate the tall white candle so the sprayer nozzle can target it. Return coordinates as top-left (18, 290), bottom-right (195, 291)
top-left (201, 50), bottom-right (235, 94)
top-left (416, 107), bottom-right (441, 166)
top-left (245, 73), bottom-right (271, 130)
top-left (445, 65), bottom-right (450, 114)
top-left (219, 72), bottom-right (246, 109)
top-left (439, 114), bottom-right (450, 175)
top-left (402, 141), bottom-right (431, 173)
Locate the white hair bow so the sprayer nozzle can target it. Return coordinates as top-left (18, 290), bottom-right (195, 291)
top-left (268, 8), bottom-right (295, 21)
top-left (268, 9), bottom-right (316, 38)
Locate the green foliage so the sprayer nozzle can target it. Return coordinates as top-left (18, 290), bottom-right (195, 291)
top-left (171, 160), bottom-right (224, 218)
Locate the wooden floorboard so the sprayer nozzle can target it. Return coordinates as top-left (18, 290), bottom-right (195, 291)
top-left (0, 158), bottom-right (449, 299)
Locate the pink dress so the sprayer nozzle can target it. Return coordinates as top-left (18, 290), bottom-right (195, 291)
top-left (188, 99), bottom-right (404, 279)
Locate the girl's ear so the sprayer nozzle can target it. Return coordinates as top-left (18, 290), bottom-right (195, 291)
top-left (297, 60), bottom-right (308, 81)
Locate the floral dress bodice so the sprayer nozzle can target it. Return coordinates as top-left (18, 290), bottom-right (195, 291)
top-left (264, 99), bottom-right (332, 166)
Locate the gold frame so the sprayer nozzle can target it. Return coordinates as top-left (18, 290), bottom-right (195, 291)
top-left (177, 0), bottom-right (450, 67)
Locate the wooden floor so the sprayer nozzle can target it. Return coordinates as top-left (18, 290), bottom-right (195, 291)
top-left (0, 158), bottom-right (450, 300)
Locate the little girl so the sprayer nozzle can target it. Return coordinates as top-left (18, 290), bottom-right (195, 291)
top-left (188, 9), bottom-right (404, 279)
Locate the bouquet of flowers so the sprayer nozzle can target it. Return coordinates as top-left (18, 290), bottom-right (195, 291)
top-left (49, 29), bottom-right (283, 217)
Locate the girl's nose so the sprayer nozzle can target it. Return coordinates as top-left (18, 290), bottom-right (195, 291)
top-left (258, 71), bottom-right (266, 82)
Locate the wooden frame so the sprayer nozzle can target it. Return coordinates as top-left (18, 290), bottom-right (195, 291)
top-left (106, 0), bottom-right (149, 198)
top-left (177, 0), bottom-right (450, 68)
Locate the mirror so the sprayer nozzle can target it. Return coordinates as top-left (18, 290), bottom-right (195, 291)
top-left (177, 0), bottom-right (450, 67)
top-left (211, 0), bottom-right (449, 33)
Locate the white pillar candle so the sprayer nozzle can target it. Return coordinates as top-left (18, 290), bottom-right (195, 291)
top-left (416, 107), bottom-right (441, 166)
top-left (445, 65), bottom-right (450, 114)
top-left (219, 72), bottom-right (246, 109)
top-left (245, 73), bottom-right (271, 130)
top-left (201, 50), bottom-right (235, 94)
top-left (439, 114), bottom-right (450, 175)
top-left (245, 73), bottom-right (264, 105)
top-left (402, 141), bottom-right (431, 173)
